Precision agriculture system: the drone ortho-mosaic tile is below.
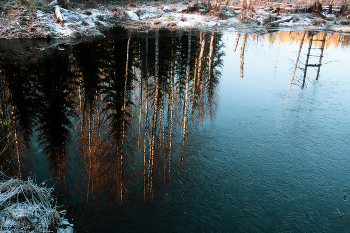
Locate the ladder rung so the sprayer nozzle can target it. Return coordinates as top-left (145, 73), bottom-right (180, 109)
top-left (307, 64), bottom-right (321, 67)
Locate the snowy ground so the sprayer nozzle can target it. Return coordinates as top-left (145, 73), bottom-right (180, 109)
top-left (0, 1), bottom-right (349, 39)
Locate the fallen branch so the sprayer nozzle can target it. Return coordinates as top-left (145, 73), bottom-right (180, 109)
top-left (268, 16), bottom-right (293, 26)
top-left (54, 5), bottom-right (63, 23)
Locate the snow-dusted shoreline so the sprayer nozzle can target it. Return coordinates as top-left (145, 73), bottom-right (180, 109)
top-left (0, 2), bottom-right (350, 39)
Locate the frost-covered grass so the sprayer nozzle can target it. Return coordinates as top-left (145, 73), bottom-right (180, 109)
top-left (0, 172), bottom-right (73, 233)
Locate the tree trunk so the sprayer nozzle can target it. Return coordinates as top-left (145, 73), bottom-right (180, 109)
top-left (148, 31), bottom-right (159, 200)
top-left (207, 0), bottom-right (212, 11)
top-left (143, 38), bottom-right (148, 201)
top-left (197, 32), bottom-right (206, 86)
top-left (166, 40), bottom-right (175, 182)
top-left (240, 33), bottom-right (247, 78)
top-left (208, 31), bottom-right (215, 82)
top-left (208, 31), bottom-right (215, 120)
top-left (233, 33), bottom-right (240, 52)
top-left (328, 0), bottom-right (333, 14)
top-left (137, 60), bottom-right (142, 165)
top-left (181, 34), bottom-right (191, 143)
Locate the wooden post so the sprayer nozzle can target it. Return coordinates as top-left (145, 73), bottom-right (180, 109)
top-left (290, 32), bottom-right (306, 89)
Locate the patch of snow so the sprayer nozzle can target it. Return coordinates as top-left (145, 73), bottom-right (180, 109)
top-left (36, 10), bottom-right (44, 17)
top-left (176, 7), bottom-right (188, 13)
top-left (156, 12), bottom-right (220, 28)
top-left (57, 220), bottom-right (74, 233)
top-left (227, 17), bottom-right (241, 23)
top-left (332, 26), bottom-right (350, 33)
top-left (126, 11), bottom-right (140, 21)
top-left (53, 23), bottom-right (74, 37)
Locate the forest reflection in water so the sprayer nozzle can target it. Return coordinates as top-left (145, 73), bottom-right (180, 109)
top-left (0, 30), bottom-right (224, 203)
top-left (1, 29), bottom-right (350, 231)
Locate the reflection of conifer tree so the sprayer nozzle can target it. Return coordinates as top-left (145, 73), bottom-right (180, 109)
top-left (165, 38), bottom-right (175, 184)
top-left (102, 37), bottom-right (134, 203)
top-left (156, 35), bottom-right (178, 187)
top-left (35, 49), bottom-right (76, 186)
top-left (191, 32), bottom-right (206, 133)
top-left (74, 41), bottom-right (105, 123)
top-left (104, 38), bottom-right (133, 144)
top-left (4, 61), bottom-right (38, 146)
top-left (148, 32), bottom-right (160, 200)
top-left (176, 35), bottom-right (190, 101)
top-left (73, 41), bottom-right (108, 202)
top-left (0, 73), bottom-right (18, 176)
top-left (0, 57), bottom-right (36, 178)
top-left (143, 37), bottom-right (149, 200)
top-left (207, 32), bottom-right (224, 120)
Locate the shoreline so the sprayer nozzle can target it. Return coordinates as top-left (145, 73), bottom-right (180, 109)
top-left (0, 1), bottom-right (350, 40)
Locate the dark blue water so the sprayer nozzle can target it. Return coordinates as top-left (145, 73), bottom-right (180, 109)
top-left (1, 30), bottom-right (350, 232)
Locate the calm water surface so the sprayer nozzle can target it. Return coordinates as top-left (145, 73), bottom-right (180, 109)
top-left (1, 30), bottom-right (350, 232)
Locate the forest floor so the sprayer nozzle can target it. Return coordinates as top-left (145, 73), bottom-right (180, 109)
top-left (0, 0), bottom-right (350, 39)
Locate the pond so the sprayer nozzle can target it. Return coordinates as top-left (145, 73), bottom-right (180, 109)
top-left (1, 29), bottom-right (350, 232)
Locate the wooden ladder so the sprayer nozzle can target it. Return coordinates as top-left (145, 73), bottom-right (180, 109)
top-left (301, 32), bottom-right (327, 89)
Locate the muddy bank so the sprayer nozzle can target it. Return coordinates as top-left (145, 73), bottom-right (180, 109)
top-left (0, 1), bottom-right (350, 40)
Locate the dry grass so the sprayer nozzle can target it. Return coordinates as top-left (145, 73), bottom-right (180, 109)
top-left (0, 172), bottom-right (69, 232)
